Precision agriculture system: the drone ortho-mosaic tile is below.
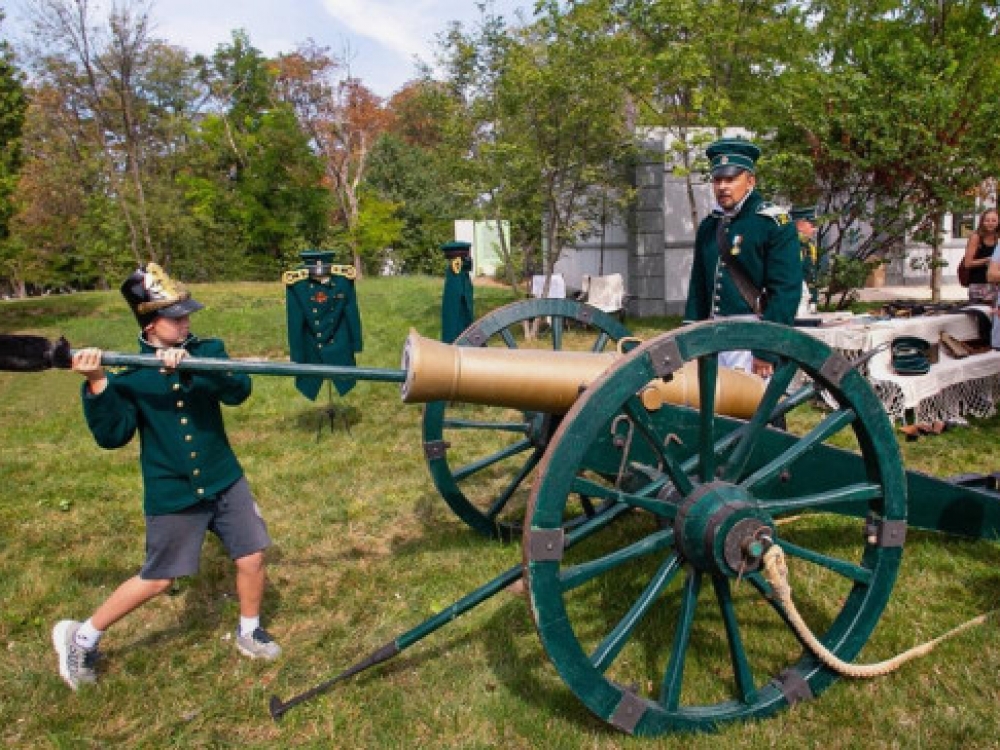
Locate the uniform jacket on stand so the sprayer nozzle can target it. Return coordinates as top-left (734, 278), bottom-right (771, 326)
top-left (441, 256), bottom-right (474, 344)
top-left (285, 268), bottom-right (363, 399)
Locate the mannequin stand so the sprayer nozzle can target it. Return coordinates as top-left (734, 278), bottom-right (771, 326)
top-left (316, 381), bottom-right (350, 441)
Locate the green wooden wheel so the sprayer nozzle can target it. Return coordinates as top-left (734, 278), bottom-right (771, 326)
top-left (422, 298), bottom-right (632, 541)
top-left (524, 320), bottom-right (907, 735)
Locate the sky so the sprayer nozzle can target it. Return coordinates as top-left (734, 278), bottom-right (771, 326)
top-left (1, 0), bottom-right (537, 98)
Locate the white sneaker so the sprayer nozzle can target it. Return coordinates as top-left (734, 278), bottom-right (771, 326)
top-left (235, 626), bottom-right (281, 661)
top-left (52, 620), bottom-right (98, 690)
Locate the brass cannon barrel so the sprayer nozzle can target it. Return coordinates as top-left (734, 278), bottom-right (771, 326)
top-left (1, 332), bottom-right (766, 418)
top-left (400, 331), bottom-right (765, 419)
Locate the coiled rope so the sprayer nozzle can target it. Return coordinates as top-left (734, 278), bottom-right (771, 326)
top-left (761, 544), bottom-right (991, 678)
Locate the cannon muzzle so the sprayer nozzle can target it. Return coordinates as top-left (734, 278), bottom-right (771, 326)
top-left (400, 330), bottom-right (766, 419)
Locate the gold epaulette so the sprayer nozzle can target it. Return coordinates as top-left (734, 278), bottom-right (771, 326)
top-left (284, 265), bottom-right (357, 284)
top-left (329, 264), bottom-right (358, 280)
top-left (757, 203), bottom-right (790, 225)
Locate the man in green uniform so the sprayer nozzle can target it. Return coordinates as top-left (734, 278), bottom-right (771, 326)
top-left (791, 206), bottom-right (820, 313)
top-left (53, 263), bottom-right (279, 692)
top-left (441, 240), bottom-right (474, 344)
top-left (284, 250), bottom-right (363, 399)
top-left (684, 138), bottom-right (802, 378)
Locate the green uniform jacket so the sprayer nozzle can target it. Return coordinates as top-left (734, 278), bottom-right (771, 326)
top-left (285, 273), bottom-right (363, 399)
top-left (685, 191), bottom-right (802, 359)
top-left (441, 256), bottom-right (474, 344)
top-left (81, 336), bottom-right (250, 516)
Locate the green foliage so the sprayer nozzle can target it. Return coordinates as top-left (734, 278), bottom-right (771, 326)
top-left (365, 131), bottom-right (462, 274)
top-left (763, 0), bottom-right (1000, 301)
top-left (0, 14), bottom-right (26, 243)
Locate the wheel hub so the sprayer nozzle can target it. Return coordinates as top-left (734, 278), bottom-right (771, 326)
top-left (673, 481), bottom-right (773, 576)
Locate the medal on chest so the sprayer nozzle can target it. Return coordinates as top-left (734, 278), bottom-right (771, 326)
top-left (312, 290), bottom-right (329, 305)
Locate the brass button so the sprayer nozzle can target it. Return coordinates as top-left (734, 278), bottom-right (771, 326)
top-left (190, 451), bottom-right (198, 459)
top-left (193, 469), bottom-right (201, 477)
top-left (197, 488), bottom-right (205, 496)
top-left (180, 417), bottom-right (189, 425)
top-left (185, 435), bottom-right (193, 442)
top-left (176, 401), bottom-right (185, 408)
top-left (172, 383), bottom-right (181, 391)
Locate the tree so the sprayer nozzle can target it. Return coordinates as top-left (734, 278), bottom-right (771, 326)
top-left (762, 0), bottom-right (1000, 305)
top-left (363, 80), bottom-right (473, 274)
top-left (609, 0), bottom-right (807, 228)
top-left (436, 1), bottom-right (636, 295)
top-left (0, 10), bottom-right (27, 241)
top-left (0, 10), bottom-right (29, 295)
top-left (188, 31), bottom-right (329, 278)
top-left (272, 42), bottom-right (392, 273)
top-left (25, 0), bottom-right (163, 264)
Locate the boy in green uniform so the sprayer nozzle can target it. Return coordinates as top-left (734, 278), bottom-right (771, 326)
top-left (684, 138), bottom-right (802, 378)
top-left (52, 263), bottom-right (280, 691)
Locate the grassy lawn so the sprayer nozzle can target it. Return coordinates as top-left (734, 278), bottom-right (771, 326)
top-left (2, 276), bottom-right (1000, 749)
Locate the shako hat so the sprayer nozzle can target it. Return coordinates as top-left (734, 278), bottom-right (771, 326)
top-left (299, 249), bottom-right (336, 273)
top-left (706, 138), bottom-right (761, 178)
top-left (440, 240), bottom-right (472, 258)
top-left (121, 263), bottom-right (203, 328)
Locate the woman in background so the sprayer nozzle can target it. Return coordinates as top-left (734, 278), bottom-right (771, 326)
top-left (963, 207), bottom-right (999, 304)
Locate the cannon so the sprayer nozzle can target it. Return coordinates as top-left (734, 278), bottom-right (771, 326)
top-left (5, 312), bottom-right (1000, 737)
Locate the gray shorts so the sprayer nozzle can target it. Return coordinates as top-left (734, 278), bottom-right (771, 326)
top-left (140, 477), bottom-right (271, 580)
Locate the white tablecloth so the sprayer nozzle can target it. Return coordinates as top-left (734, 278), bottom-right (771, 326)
top-left (799, 308), bottom-right (1000, 423)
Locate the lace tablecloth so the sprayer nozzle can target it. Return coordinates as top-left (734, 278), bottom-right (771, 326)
top-left (799, 308), bottom-right (1000, 424)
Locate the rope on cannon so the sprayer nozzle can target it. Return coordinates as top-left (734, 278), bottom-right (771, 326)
top-left (761, 544), bottom-right (993, 678)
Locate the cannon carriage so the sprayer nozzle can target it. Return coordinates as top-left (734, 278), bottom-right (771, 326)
top-left (7, 299), bottom-right (1000, 737)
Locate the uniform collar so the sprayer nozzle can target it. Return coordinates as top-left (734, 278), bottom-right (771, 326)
top-left (138, 333), bottom-right (196, 353)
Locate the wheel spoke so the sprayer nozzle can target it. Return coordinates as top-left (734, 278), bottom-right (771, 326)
top-left (711, 575), bottom-right (757, 704)
top-left (659, 569), bottom-right (702, 710)
top-left (560, 528), bottom-right (676, 593)
top-left (697, 355), bottom-right (719, 482)
top-left (722, 360), bottom-right (798, 482)
top-left (484, 449), bottom-right (543, 519)
top-left (741, 408), bottom-right (857, 490)
top-left (591, 331), bottom-right (611, 353)
top-left (500, 328), bottom-right (518, 348)
top-left (551, 317), bottom-right (564, 349)
top-left (590, 553), bottom-right (682, 673)
top-left (775, 536), bottom-right (874, 585)
top-left (762, 481), bottom-right (883, 516)
top-left (442, 417), bottom-right (530, 433)
top-left (452, 438), bottom-right (533, 482)
top-left (570, 474), bottom-right (674, 519)
top-left (623, 396), bottom-right (695, 496)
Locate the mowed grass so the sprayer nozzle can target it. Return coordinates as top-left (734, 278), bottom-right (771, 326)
top-left (1, 276), bottom-right (1000, 749)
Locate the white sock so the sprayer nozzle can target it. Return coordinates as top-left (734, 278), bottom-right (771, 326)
top-left (74, 619), bottom-right (103, 650)
top-left (239, 616), bottom-right (260, 638)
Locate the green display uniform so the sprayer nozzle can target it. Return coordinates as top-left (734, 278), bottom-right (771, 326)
top-left (441, 253), bottom-right (474, 344)
top-left (685, 190), bottom-right (802, 360)
top-left (285, 267), bottom-right (363, 399)
top-left (81, 336), bottom-right (250, 516)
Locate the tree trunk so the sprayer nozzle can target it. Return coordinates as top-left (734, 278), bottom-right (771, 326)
top-left (930, 211), bottom-right (942, 304)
